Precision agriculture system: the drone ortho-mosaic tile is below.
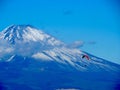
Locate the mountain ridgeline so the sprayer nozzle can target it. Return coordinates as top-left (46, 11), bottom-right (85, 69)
top-left (0, 25), bottom-right (120, 90)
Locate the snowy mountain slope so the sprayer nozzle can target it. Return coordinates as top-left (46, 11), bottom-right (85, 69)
top-left (0, 25), bottom-right (120, 90)
top-left (0, 54), bottom-right (120, 90)
top-left (31, 47), bottom-right (120, 72)
top-left (0, 25), bottom-right (120, 72)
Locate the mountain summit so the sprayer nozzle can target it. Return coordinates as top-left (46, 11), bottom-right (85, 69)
top-left (0, 25), bottom-right (120, 90)
top-left (0, 25), bottom-right (63, 46)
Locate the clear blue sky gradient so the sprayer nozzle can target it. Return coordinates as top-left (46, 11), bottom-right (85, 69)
top-left (0, 0), bottom-right (120, 64)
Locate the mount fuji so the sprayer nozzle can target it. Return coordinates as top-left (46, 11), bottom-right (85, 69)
top-left (0, 25), bottom-right (120, 90)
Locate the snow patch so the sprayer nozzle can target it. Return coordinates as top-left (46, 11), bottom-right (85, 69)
top-left (6, 55), bottom-right (15, 62)
top-left (32, 52), bottom-right (52, 60)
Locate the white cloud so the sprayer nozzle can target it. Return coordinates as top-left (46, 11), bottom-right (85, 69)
top-left (67, 40), bottom-right (97, 49)
top-left (0, 47), bottom-right (14, 53)
top-left (88, 41), bottom-right (96, 45)
top-left (0, 39), bottom-right (14, 57)
top-left (68, 41), bottom-right (84, 48)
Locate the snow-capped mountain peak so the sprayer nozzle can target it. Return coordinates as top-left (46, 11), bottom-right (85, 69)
top-left (0, 25), bottom-right (63, 46)
top-left (0, 25), bottom-right (120, 72)
top-left (0, 25), bottom-right (120, 90)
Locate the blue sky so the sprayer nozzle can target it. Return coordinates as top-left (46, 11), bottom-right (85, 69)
top-left (0, 0), bottom-right (120, 64)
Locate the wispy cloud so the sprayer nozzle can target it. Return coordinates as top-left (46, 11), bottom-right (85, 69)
top-left (67, 40), bottom-right (97, 49)
top-left (63, 10), bottom-right (73, 15)
top-left (68, 41), bottom-right (84, 48)
top-left (87, 41), bottom-right (96, 45)
top-left (0, 40), bottom-right (14, 57)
